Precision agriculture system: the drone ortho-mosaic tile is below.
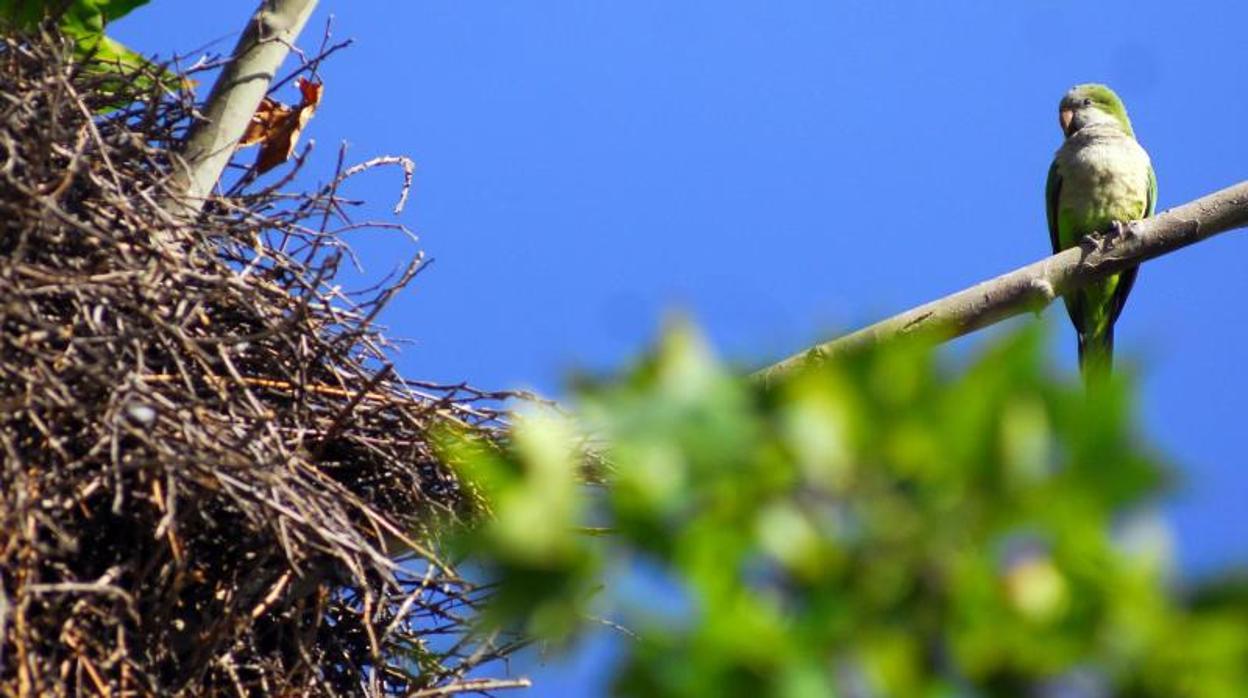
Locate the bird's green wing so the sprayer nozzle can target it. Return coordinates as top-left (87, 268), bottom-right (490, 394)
top-left (1046, 159), bottom-right (1085, 332)
top-left (1145, 164), bottom-right (1157, 217)
top-left (1045, 160), bottom-right (1062, 255)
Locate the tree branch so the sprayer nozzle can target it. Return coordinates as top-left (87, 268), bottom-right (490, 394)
top-left (166, 0), bottom-right (319, 219)
top-left (753, 180), bottom-right (1248, 385)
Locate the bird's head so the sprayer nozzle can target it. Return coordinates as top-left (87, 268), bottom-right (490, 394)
top-left (1058, 84), bottom-right (1134, 138)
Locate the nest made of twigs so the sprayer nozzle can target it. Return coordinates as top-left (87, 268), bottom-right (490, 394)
top-left (0, 32), bottom-right (519, 696)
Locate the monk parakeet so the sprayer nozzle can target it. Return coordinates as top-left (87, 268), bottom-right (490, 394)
top-left (1046, 83), bottom-right (1155, 376)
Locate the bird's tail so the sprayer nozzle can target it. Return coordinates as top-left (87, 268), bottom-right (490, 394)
top-left (1077, 326), bottom-right (1114, 381)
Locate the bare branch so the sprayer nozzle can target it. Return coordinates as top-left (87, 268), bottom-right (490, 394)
top-left (754, 180), bottom-right (1248, 385)
top-left (166, 0), bottom-right (319, 219)
top-left (406, 678), bottom-right (533, 697)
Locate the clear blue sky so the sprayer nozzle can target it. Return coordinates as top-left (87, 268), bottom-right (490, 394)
top-left (115, 1), bottom-right (1248, 693)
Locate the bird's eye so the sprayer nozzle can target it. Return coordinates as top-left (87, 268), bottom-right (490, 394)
top-left (1082, 98), bottom-right (1093, 107)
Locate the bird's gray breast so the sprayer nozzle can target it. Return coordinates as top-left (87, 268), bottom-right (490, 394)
top-left (1055, 127), bottom-right (1152, 215)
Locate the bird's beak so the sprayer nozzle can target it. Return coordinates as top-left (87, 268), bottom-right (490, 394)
top-left (1059, 109), bottom-right (1074, 136)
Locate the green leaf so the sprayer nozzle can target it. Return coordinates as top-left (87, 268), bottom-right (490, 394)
top-left (4, 0), bottom-right (180, 104)
top-left (444, 323), bottom-right (1247, 695)
top-left (0, 0), bottom-right (60, 29)
top-left (0, 0), bottom-right (152, 31)
top-left (91, 0), bottom-right (151, 23)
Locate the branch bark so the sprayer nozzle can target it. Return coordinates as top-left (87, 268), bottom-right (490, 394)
top-left (753, 180), bottom-right (1248, 386)
top-left (166, 0), bottom-right (318, 219)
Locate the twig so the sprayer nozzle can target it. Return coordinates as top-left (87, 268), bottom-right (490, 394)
top-left (407, 678), bottom-right (533, 697)
top-left (333, 155), bottom-right (417, 214)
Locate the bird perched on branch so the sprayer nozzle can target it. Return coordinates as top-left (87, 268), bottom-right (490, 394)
top-left (1046, 83), bottom-right (1155, 378)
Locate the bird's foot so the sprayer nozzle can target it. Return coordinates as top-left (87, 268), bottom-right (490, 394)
top-left (1081, 233), bottom-right (1107, 255)
top-left (1110, 219), bottom-right (1134, 239)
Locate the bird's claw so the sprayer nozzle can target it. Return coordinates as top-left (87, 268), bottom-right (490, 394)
top-left (1110, 220), bottom-right (1134, 239)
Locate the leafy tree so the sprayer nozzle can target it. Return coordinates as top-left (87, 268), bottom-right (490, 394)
top-left (444, 325), bottom-right (1248, 697)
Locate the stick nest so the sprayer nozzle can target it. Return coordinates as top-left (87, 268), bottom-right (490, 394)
top-left (0, 33), bottom-right (518, 696)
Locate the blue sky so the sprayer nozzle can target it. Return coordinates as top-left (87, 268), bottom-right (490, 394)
top-left (115, 1), bottom-right (1248, 692)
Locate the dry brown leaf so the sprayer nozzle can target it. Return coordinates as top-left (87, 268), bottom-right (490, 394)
top-left (240, 77), bottom-right (324, 174)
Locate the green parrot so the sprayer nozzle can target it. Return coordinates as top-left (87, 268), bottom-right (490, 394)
top-left (1046, 83), bottom-right (1155, 377)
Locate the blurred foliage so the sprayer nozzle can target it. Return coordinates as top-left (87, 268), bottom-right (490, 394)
top-left (441, 325), bottom-right (1248, 697)
top-left (0, 0), bottom-right (178, 96)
